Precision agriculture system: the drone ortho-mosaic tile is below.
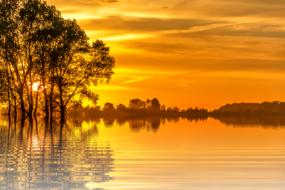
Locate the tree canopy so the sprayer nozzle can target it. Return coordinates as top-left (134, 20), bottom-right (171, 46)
top-left (0, 0), bottom-right (115, 123)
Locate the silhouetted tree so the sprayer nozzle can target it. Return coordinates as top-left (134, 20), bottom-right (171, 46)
top-left (146, 98), bottom-right (160, 113)
top-left (129, 99), bottom-right (145, 110)
top-left (0, 0), bottom-right (28, 118)
top-left (0, 0), bottom-right (115, 123)
top-left (161, 105), bottom-right (166, 112)
top-left (29, 1), bottom-right (64, 120)
top-left (116, 104), bottom-right (128, 112)
top-left (103, 103), bottom-right (115, 113)
top-left (0, 68), bottom-right (9, 110)
top-left (213, 102), bottom-right (285, 116)
top-left (55, 38), bottom-right (114, 123)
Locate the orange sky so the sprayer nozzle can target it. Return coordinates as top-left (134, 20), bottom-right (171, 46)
top-left (47, 0), bottom-right (285, 109)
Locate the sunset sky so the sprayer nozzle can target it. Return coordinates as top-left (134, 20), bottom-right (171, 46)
top-left (47, 0), bottom-right (285, 109)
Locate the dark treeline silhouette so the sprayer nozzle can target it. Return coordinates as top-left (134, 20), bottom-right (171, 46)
top-left (73, 98), bottom-right (209, 121)
top-left (71, 100), bottom-right (285, 127)
top-left (212, 101), bottom-right (285, 116)
top-left (0, 0), bottom-right (115, 124)
top-left (69, 98), bottom-right (208, 132)
top-left (84, 100), bottom-right (285, 119)
top-left (212, 101), bottom-right (285, 127)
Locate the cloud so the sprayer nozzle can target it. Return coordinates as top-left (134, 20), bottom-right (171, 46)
top-left (123, 76), bottom-right (149, 84)
top-left (101, 0), bottom-right (118, 3)
top-left (124, 41), bottom-right (191, 54)
top-left (164, 22), bottom-right (285, 39)
top-left (171, 0), bottom-right (285, 18)
top-left (95, 84), bottom-right (134, 91)
top-left (45, 0), bottom-right (285, 108)
top-left (79, 16), bottom-right (220, 32)
top-left (47, 0), bottom-right (118, 8)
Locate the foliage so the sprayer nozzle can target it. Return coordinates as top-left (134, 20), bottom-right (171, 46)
top-left (129, 98), bottom-right (146, 110)
top-left (0, 0), bottom-right (115, 122)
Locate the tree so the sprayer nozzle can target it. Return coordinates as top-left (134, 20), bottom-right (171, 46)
top-left (129, 99), bottom-right (145, 110)
top-left (103, 103), bottom-right (115, 113)
top-left (146, 98), bottom-right (161, 112)
top-left (0, 0), bottom-right (63, 120)
top-left (0, 68), bottom-right (9, 109)
top-left (116, 104), bottom-right (127, 112)
top-left (0, 0), bottom-right (115, 123)
top-left (0, 0), bottom-right (25, 118)
top-left (53, 36), bottom-right (114, 122)
top-left (29, 0), bottom-right (63, 120)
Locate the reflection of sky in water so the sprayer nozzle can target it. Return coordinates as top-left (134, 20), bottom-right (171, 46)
top-left (0, 121), bottom-right (114, 190)
top-left (0, 118), bottom-right (285, 190)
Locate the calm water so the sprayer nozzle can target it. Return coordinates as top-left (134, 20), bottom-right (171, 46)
top-left (0, 117), bottom-right (285, 190)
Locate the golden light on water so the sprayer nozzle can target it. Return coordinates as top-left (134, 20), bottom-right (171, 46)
top-left (1, 118), bottom-right (284, 190)
top-left (1, 1), bottom-right (285, 190)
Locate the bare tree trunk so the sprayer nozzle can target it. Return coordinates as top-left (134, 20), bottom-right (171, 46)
top-left (41, 60), bottom-right (49, 122)
top-left (49, 78), bottom-right (54, 124)
top-left (5, 62), bottom-right (12, 118)
top-left (60, 105), bottom-right (66, 126)
top-left (43, 81), bottom-right (49, 122)
top-left (28, 74), bottom-right (34, 120)
top-left (13, 96), bottom-right (17, 121)
top-left (34, 90), bottom-right (39, 119)
top-left (7, 86), bottom-right (11, 118)
top-left (59, 83), bottom-right (66, 124)
top-left (19, 87), bottom-right (26, 120)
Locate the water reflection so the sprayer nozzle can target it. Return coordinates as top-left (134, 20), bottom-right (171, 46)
top-left (213, 115), bottom-right (285, 127)
top-left (0, 120), bottom-right (114, 190)
top-left (73, 111), bottom-right (285, 129)
top-left (97, 117), bottom-right (161, 132)
top-left (0, 115), bottom-right (285, 190)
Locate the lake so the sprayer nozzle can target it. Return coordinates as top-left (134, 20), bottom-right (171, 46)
top-left (0, 117), bottom-right (285, 190)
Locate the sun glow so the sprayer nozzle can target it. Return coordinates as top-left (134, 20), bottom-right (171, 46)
top-left (32, 82), bottom-right (40, 92)
top-left (43, 0), bottom-right (285, 109)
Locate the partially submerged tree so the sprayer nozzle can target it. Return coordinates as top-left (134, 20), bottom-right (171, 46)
top-left (54, 37), bottom-right (115, 122)
top-left (0, 0), bottom-right (115, 123)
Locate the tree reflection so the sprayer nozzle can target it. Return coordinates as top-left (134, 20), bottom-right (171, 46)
top-left (214, 115), bottom-right (285, 127)
top-left (129, 118), bottom-right (161, 132)
top-left (0, 119), bottom-right (114, 190)
top-left (0, 113), bottom-right (284, 190)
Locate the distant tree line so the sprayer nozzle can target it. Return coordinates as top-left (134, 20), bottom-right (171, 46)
top-left (0, 0), bottom-right (115, 123)
top-left (73, 101), bottom-right (285, 127)
top-left (211, 102), bottom-right (285, 127)
top-left (97, 101), bottom-right (285, 117)
top-left (212, 101), bottom-right (285, 116)
top-left (76, 98), bottom-right (209, 120)
top-left (70, 98), bottom-right (208, 132)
